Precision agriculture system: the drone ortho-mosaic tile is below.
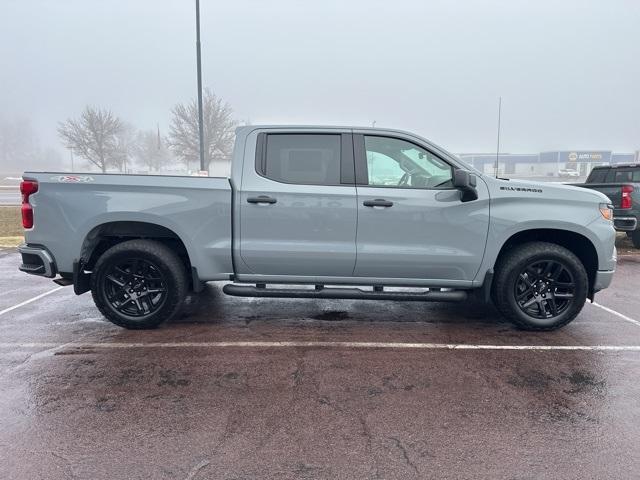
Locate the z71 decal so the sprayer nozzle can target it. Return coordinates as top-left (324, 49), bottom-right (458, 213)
top-left (51, 175), bottom-right (95, 183)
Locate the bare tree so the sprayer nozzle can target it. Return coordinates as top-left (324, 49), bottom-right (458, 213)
top-left (0, 116), bottom-right (63, 171)
top-left (0, 117), bottom-right (38, 171)
top-left (58, 106), bottom-right (124, 172)
top-left (134, 128), bottom-right (173, 172)
top-left (167, 88), bottom-right (237, 173)
top-left (113, 123), bottom-right (138, 173)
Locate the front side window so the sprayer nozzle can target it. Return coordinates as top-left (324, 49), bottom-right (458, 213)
top-left (264, 134), bottom-right (341, 185)
top-left (364, 136), bottom-right (453, 189)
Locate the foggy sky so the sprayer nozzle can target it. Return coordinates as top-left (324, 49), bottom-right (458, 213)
top-left (1, 0), bottom-right (639, 159)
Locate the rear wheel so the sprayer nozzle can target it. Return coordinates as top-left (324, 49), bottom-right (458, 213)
top-left (91, 239), bottom-right (187, 329)
top-left (631, 230), bottom-right (640, 249)
top-left (493, 242), bottom-right (588, 331)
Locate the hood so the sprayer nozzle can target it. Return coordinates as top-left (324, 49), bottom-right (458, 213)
top-left (484, 176), bottom-right (611, 204)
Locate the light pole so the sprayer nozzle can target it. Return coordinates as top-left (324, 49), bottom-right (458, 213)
top-left (195, 0), bottom-right (206, 172)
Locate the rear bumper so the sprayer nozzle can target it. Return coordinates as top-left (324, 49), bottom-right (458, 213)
top-left (594, 270), bottom-right (615, 293)
top-left (18, 244), bottom-right (57, 278)
top-left (613, 216), bottom-right (637, 231)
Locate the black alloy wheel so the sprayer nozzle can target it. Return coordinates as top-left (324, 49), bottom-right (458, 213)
top-left (102, 258), bottom-right (168, 317)
top-left (514, 259), bottom-right (575, 320)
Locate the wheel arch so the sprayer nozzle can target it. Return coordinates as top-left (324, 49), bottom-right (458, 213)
top-left (495, 228), bottom-right (599, 298)
top-left (76, 221), bottom-right (201, 293)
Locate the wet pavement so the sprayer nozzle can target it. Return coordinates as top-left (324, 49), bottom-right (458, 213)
top-left (0, 248), bottom-right (639, 479)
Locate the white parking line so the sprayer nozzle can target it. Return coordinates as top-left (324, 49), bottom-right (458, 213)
top-left (0, 287), bottom-right (64, 317)
top-left (0, 341), bottom-right (639, 351)
top-left (590, 302), bottom-right (640, 328)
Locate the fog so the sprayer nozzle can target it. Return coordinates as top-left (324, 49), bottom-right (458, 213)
top-left (1, 0), bottom-right (639, 173)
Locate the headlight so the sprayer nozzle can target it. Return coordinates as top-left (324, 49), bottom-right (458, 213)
top-left (599, 203), bottom-right (614, 221)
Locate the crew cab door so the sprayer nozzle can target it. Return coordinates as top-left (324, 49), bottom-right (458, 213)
top-left (238, 129), bottom-right (357, 277)
top-left (352, 133), bottom-right (490, 282)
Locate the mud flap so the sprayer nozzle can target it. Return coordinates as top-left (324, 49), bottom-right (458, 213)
top-left (477, 269), bottom-right (494, 303)
top-left (73, 259), bottom-right (91, 295)
top-left (191, 267), bottom-right (205, 293)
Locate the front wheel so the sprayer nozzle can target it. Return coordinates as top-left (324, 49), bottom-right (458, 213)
top-left (91, 239), bottom-right (187, 329)
top-left (493, 242), bottom-right (588, 331)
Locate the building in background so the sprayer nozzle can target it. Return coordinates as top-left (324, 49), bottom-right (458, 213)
top-left (539, 151), bottom-right (611, 177)
top-left (611, 153), bottom-right (637, 165)
top-left (458, 150), bottom-right (637, 178)
top-left (458, 153), bottom-right (541, 176)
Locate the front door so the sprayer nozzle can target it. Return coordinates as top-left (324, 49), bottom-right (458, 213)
top-left (239, 131), bottom-right (358, 277)
top-left (353, 133), bottom-right (490, 281)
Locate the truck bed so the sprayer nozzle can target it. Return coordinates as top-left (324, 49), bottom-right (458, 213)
top-left (22, 172), bottom-right (234, 280)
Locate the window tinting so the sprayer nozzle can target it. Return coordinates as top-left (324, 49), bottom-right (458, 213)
top-left (264, 134), bottom-right (341, 185)
top-left (613, 169), bottom-right (640, 182)
top-left (588, 169), bottom-right (607, 183)
top-left (364, 136), bottom-right (453, 189)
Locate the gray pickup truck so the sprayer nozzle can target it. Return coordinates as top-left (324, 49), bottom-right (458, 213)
top-left (573, 164), bottom-right (640, 248)
top-left (18, 126), bottom-right (616, 331)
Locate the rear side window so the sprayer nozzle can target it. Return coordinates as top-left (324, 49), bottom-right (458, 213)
top-left (588, 169), bottom-right (607, 183)
top-left (262, 134), bottom-right (341, 185)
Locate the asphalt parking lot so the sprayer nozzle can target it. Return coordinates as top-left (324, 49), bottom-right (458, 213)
top-left (1, 248), bottom-right (639, 479)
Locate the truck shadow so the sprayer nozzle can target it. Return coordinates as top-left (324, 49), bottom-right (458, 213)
top-left (172, 282), bottom-right (510, 328)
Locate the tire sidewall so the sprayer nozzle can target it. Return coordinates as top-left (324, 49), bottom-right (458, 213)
top-left (501, 248), bottom-right (588, 329)
top-left (91, 243), bottom-right (185, 328)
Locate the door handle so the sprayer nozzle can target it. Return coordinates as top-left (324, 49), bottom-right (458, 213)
top-left (247, 195), bottom-right (277, 204)
top-left (363, 199), bottom-right (393, 208)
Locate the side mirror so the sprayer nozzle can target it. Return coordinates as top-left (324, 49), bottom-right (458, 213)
top-left (453, 169), bottom-right (478, 202)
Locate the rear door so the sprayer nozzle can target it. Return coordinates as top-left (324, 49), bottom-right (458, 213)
top-left (352, 133), bottom-right (490, 282)
top-left (238, 129), bottom-right (358, 277)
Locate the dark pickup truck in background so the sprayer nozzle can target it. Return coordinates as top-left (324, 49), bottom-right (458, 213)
top-left (574, 164), bottom-right (640, 247)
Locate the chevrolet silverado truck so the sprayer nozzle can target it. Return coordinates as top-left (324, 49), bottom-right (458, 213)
top-left (573, 164), bottom-right (640, 248)
top-left (18, 126), bottom-right (617, 330)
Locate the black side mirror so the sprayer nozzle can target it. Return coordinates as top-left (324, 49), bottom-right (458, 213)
top-left (453, 169), bottom-right (478, 202)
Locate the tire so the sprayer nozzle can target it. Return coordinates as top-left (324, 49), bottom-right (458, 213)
top-left (91, 239), bottom-right (187, 329)
top-left (493, 242), bottom-right (588, 331)
top-left (631, 231), bottom-right (640, 249)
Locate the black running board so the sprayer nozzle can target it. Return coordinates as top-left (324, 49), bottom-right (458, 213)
top-left (223, 284), bottom-right (467, 302)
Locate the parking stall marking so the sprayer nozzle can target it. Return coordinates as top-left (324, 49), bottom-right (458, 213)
top-left (590, 302), bottom-right (640, 328)
top-left (0, 286), bottom-right (64, 317)
top-left (0, 341), bottom-right (640, 351)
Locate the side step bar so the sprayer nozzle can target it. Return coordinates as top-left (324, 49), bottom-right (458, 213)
top-left (223, 284), bottom-right (467, 302)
